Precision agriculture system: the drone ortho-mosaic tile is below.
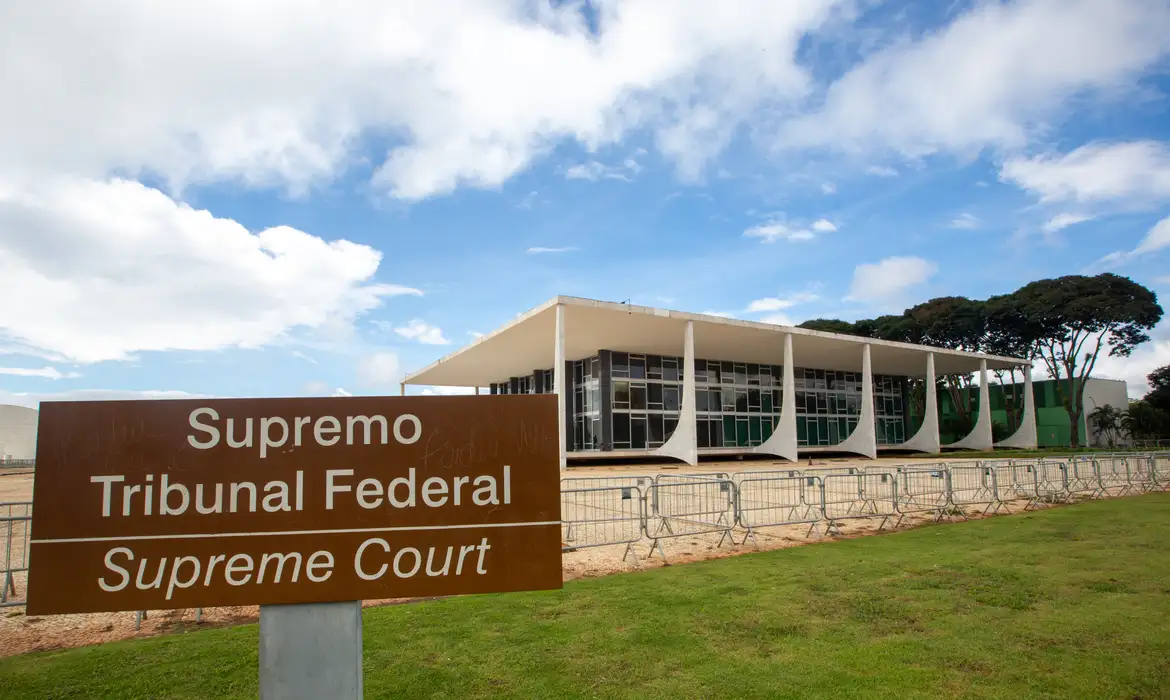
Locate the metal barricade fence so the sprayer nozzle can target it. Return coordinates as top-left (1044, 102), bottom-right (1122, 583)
top-left (2, 501), bottom-right (32, 607)
top-left (1093, 457), bottom-right (1132, 497)
top-left (732, 468), bottom-right (804, 484)
top-left (1151, 453), bottom-right (1170, 490)
top-left (644, 479), bottom-right (737, 560)
top-left (949, 464), bottom-right (998, 514)
top-left (560, 486), bottom-right (645, 565)
top-left (735, 476), bottom-right (823, 545)
top-left (1028, 461), bottom-right (1069, 508)
top-left (1064, 460), bottom-right (1099, 499)
top-left (820, 472), bottom-right (897, 533)
top-left (560, 475), bottom-right (653, 492)
top-left (893, 466), bottom-right (951, 519)
top-left (990, 462), bottom-right (1039, 507)
top-left (1120, 455), bottom-right (1153, 492)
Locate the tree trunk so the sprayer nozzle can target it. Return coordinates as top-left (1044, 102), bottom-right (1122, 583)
top-left (1069, 409), bottom-right (1081, 448)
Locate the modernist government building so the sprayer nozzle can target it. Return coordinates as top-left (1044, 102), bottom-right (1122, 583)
top-left (403, 297), bottom-right (1039, 467)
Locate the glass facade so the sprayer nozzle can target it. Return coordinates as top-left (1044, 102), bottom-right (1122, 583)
top-left (488, 349), bottom-right (908, 452)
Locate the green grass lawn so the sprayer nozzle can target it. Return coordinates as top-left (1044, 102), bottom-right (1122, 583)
top-left (4, 494), bottom-right (1170, 699)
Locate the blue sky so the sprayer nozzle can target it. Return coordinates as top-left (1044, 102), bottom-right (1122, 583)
top-left (2, 0), bottom-right (1170, 405)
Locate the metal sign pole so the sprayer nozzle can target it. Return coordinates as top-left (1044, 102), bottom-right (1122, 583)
top-left (259, 601), bottom-right (363, 700)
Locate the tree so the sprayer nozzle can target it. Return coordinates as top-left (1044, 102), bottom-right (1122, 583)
top-left (798, 319), bottom-right (858, 335)
top-left (1013, 273), bottom-right (1163, 448)
top-left (1088, 404), bottom-right (1123, 447)
top-left (984, 293), bottom-right (1044, 431)
top-left (1145, 364), bottom-right (1170, 414)
top-left (904, 297), bottom-right (987, 422)
top-left (1122, 400), bottom-right (1168, 440)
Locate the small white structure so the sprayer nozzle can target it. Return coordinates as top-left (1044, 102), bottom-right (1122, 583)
top-left (0, 404), bottom-right (38, 462)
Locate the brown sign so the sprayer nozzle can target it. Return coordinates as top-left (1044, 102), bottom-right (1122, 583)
top-left (27, 395), bottom-right (562, 615)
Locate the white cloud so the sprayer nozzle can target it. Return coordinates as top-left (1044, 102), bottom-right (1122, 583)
top-left (468, 331), bottom-right (484, 339)
top-left (779, 0), bottom-right (1170, 160)
top-left (744, 219), bottom-right (828, 243)
top-left (1000, 140), bottom-right (1170, 204)
top-left (0, 1), bottom-right (858, 201)
top-left (948, 212), bottom-right (980, 229)
top-left (356, 352), bottom-right (402, 387)
top-left (0, 176), bottom-right (418, 364)
top-left (1089, 215), bottom-right (1170, 270)
top-left (1091, 320), bottom-right (1170, 398)
top-left (865, 165), bottom-right (899, 177)
top-left (418, 386), bottom-right (481, 396)
top-left (846, 256), bottom-right (938, 304)
top-left (700, 310), bottom-right (735, 318)
top-left (0, 388), bottom-right (206, 409)
top-left (745, 291), bottom-right (819, 313)
top-left (526, 246), bottom-right (578, 254)
top-left (821, 182), bottom-right (837, 195)
top-left (1043, 212), bottom-right (1093, 233)
top-left (1156, 276), bottom-right (1170, 286)
top-left (304, 381), bottom-right (350, 396)
top-left (0, 366), bottom-right (80, 380)
top-left (758, 313), bottom-right (794, 326)
top-left (565, 154), bottom-right (644, 182)
top-left (394, 319), bottom-right (449, 345)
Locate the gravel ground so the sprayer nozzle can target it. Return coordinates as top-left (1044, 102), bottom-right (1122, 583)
top-left (0, 454), bottom-right (1039, 657)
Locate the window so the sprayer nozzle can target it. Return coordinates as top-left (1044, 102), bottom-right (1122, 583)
top-left (664, 386), bottom-right (680, 412)
top-left (748, 388), bottom-right (761, 412)
top-left (630, 355), bottom-right (646, 379)
top-left (721, 361), bottom-right (734, 383)
top-left (747, 363), bottom-right (760, 386)
top-left (734, 363), bottom-right (747, 385)
top-left (613, 381), bottom-right (631, 409)
top-left (663, 358), bottom-right (679, 381)
top-left (648, 383), bottom-right (663, 409)
top-left (694, 360), bottom-right (707, 383)
top-left (613, 413), bottom-right (630, 447)
top-left (722, 389), bottom-right (737, 412)
top-left (697, 418), bottom-right (711, 448)
top-left (735, 389), bottom-right (748, 412)
top-left (696, 389), bottom-right (709, 412)
top-left (649, 413), bottom-right (665, 445)
top-left (736, 418), bottom-right (749, 447)
top-left (724, 415), bottom-right (736, 445)
top-left (648, 355), bottom-right (662, 379)
top-left (749, 416), bottom-right (762, 445)
top-left (708, 362), bottom-right (722, 384)
top-left (631, 383), bottom-right (648, 410)
top-left (709, 419), bottom-right (724, 447)
top-left (612, 352), bottom-right (629, 378)
top-left (665, 417), bottom-right (678, 442)
top-left (631, 415), bottom-right (648, 449)
top-left (762, 392), bottom-right (773, 412)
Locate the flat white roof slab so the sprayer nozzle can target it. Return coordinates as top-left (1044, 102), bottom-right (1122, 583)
top-left (403, 296), bottom-right (1026, 387)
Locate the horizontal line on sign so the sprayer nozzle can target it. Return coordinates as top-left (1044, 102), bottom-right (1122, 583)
top-left (31, 520), bottom-right (562, 545)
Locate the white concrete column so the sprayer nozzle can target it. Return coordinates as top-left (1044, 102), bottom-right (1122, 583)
top-left (474, 386), bottom-right (480, 396)
top-left (996, 365), bottom-right (1038, 449)
top-left (753, 333), bottom-right (798, 461)
top-left (399, 382), bottom-right (405, 397)
top-left (836, 343), bottom-right (877, 459)
top-left (554, 304), bottom-right (567, 469)
top-left (653, 321), bottom-right (698, 465)
top-left (896, 352), bottom-right (941, 454)
top-left (950, 359), bottom-right (993, 451)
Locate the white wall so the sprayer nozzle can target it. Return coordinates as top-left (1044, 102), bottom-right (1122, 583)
top-left (1084, 378), bottom-right (1129, 447)
top-left (0, 405), bottom-right (38, 461)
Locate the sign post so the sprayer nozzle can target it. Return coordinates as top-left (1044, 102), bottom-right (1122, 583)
top-left (27, 395), bottom-right (562, 698)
